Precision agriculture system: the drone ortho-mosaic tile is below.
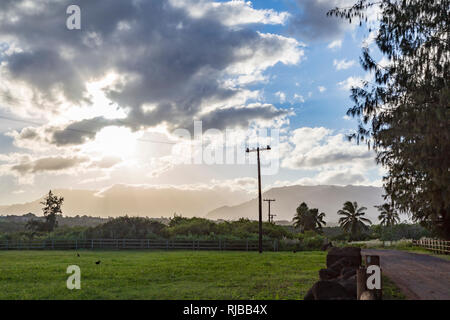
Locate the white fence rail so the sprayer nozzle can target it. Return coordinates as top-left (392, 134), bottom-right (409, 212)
top-left (412, 238), bottom-right (450, 255)
top-left (0, 239), bottom-right (279, 251)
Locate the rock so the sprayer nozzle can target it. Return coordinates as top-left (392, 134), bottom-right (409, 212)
top-left (321, 242), bottom-right (333, 251)
top-left (310, 280), bottom-right (353, 300)
top-left (340, 266), bottom-right (357, 280)
top-left (326, 247), bottom-right (361, 269)
top-left (338, 279), bottom-right (357, 299)
top-left (329, 257), bottom-right (354, 273)
top-left (304, 287), bottom-right (315, 300)
top-left (319, 268), bottom-right (340, 280)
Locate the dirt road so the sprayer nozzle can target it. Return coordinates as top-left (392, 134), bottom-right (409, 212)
top-left (363, 249), bottom-right (450, 300)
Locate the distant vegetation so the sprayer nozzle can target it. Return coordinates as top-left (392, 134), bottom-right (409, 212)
top-left (0, 195), bottom-right (434, 251)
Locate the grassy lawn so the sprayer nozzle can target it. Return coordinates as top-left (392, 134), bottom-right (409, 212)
top-left (0, 250), bottom-right (326, 300)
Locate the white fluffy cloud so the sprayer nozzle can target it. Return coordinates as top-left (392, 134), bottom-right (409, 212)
top-left (170, 0), bottom-right (290, 26)
top-left (328, 39), bottom-right (343, 50)
top-left (333, 59), bottom-right (356, 70)
top-left (338, 74), bottom-right (372, 91)
top-left (280, 127), bottom-right (379, 185)
top-left (283, 127), bottom-right (374, 170)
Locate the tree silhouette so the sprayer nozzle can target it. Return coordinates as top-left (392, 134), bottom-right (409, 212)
top-left (338, 201), bottom-right (371, 240)
top-left (376, 203), bottom-right (400, 227)
top-left (329, 0), bottom-right (450, 238)
top-left (293, 202), bottom-right (326, 233)
top-left (40, 190), bottom-right (63, 232)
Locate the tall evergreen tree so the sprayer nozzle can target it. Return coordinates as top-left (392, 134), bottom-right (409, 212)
top-left (329, 0), bottom-right (450, 238)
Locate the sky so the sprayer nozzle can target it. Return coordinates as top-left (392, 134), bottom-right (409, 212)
top-left (0, 0), bottom-right (387, 206)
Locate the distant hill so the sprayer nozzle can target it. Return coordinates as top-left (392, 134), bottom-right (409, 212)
top-left (0, 184), bottom-right (385, 224)
top-left (0, 184), bottom-right (251, 218)
top-left (206, 185), bottom-right (384, 224)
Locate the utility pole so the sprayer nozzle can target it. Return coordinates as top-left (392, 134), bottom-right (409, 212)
top-left (246, 145), bottom-right (271, 253)
top-left (269, 213), bottom-right (277, 223)
top-left (263, 199), bottom-right (276, 222)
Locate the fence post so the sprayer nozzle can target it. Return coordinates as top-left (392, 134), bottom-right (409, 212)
top-left (166, 240), bottom-right (169, 250)
top-left (6, 240), bottom-right (8, 250)
top-left (246, 240), bottom-right (248, 251)
top-left (91, 239), bottom-right (94, 249)
top-left (356, 267), bottom-right (367, 300)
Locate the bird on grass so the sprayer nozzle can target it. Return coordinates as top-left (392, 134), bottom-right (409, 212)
top-left (293, 250), bottom-right (297, 253)
top-left (95, 260), bottom-right (101, 265)
top-left (77, 253), bottom-right (80, 257)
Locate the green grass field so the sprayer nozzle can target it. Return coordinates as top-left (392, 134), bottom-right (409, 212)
top-left (0, 250), bottom-right (405, 300)
top-left (0, 250), bottom-right (327, 300)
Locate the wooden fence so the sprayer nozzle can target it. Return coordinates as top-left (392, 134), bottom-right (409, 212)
top-left (412, 238), bottom-right (450, 255)
top-left (0, 239), bottom-right (279, 251)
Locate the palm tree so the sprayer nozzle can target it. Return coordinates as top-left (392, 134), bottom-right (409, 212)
top-left (308, 208), bottom-right (327, 232)
top-left (376, 203), bottom-right (400, 227)
top-left (338, 201), bottom-right (372, 240)
top-left (376, 202), bottom-right (400, 245)
top-left (293, 202), bottom-right (326, 233)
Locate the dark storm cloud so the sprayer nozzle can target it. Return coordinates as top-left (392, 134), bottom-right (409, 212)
top-left (11, 156), bottom-right (89, 174)
top-left (198, 104), bottom-right (289, 131)
top-left (289, 0), bottom-right (351, 42)
top-left (50, 117), bottom-right (119, 146)
top-left (0, 0), bottom-right (299, 145)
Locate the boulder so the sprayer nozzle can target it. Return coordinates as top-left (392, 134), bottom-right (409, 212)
top-left (319, 268), bottom-right (339, 281)
top-left (321, 242), bottom-right (333, 251)
top-left (326, 247), bottom-right (361, 269)
top-left (309, 280), bottom-right (353, 300)
top-left (304, 287), bottom-right (315, 300)
top-left (340, 266), bottom-right (357, 280)
top-left (338, 279), bottom-right (357, 299)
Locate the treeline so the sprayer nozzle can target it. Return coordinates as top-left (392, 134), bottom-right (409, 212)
top-left (323, 224), bottom-right (431, 242)
top-left (0, 216), bottom-right (292, 242)
top-left (0, 214), bottom-right (431, 246)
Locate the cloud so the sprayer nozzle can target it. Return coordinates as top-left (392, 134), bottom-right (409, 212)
top-left (342, 115), bottom-right (352, 121)
top-left (293, 94), bottom-right (305, 103)
top-left (328, 39), bottom-right (342, 49)
top-left (170, 0), bottom-right (290, 26)
top-left (11, 156), bottom-right (89, 175)
top-left (0, 0), bottom-right (303, 146)
top-left (282, 127), bottom-right (375, 170)
top-left (289, 0), bottom-right (355, 42)
top-left (275, 91), bottom-right (286, 103)
top-left (89, 156), bottom-right (122, 169)
top-left (337, 74), bottom-right (371, 91)
top-left (318, 86), bottom-right (326, 93)
top-left (333, 59), bottom-right (356, 70)
top-left (294, 169), bottom-right (367, 186)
